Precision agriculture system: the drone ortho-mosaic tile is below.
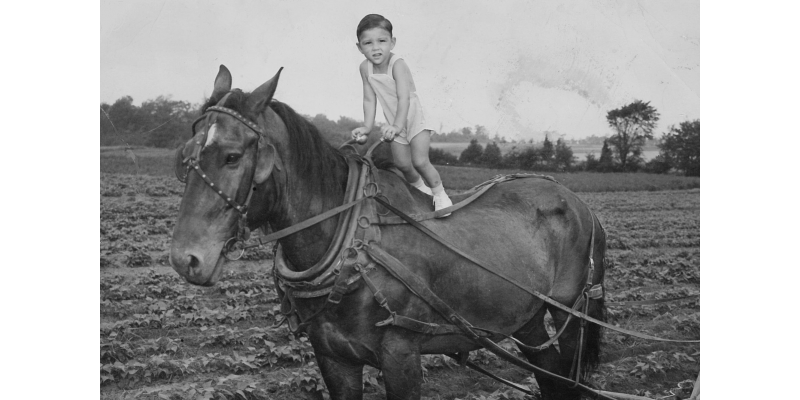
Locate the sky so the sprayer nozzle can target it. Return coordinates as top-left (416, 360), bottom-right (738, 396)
top-left (101, 0), bottom-right (699, 141)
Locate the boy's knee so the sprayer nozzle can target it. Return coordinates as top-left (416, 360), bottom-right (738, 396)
top-left (396, 162), bottom-right (414, 174)
top-left (411, 157), bottom-right (431, 170)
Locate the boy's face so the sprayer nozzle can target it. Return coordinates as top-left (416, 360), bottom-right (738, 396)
top-left (356, 27), bottom-right (395, 66)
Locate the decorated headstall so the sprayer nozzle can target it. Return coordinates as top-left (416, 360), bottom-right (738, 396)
top-left (174, 98), bottom-right (266, 257)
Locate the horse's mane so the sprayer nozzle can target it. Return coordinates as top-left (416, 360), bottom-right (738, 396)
top-left (202, 90), bottom-right (394, 193)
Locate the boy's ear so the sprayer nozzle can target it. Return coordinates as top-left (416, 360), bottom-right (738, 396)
top-left (390, 37), bottom-right (396, 49)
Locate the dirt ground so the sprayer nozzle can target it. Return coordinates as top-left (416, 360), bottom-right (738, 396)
top-left (101, 173), bottom-right (699, 399)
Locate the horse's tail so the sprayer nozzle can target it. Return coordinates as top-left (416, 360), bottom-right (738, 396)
top-left (583, 216), bottom-right (606, 375)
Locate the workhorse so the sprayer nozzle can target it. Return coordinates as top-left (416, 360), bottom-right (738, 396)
top-left (170, 66), bottom-right (607, 400)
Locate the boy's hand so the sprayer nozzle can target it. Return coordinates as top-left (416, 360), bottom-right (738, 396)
top-left (351, 127), bottom-right (370, 143)
top-left (380, 125), bottom-right (403, 142)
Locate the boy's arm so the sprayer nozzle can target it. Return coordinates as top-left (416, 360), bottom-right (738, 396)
top-left (390, 59), bottom-right (412, 133)
top-left (360, 61), bottom-right (377, 130)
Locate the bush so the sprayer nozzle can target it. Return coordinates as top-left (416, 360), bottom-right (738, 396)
top-left (459, 139), bottom-right (484, 164)
top-left (643, 155), bottom-right (672, 174)
top-left (478, 142), bottom-right (502, 167)
top-left (429, 148), bottom-right (459, 165)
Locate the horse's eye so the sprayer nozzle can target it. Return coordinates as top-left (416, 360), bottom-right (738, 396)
top-left (225, 154), bottom-right (241, 164)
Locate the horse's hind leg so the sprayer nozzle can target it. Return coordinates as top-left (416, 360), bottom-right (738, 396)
top-left (513, 306), bottom-right (582, 400)
top-left (317, 354), bottom-right (364, 400)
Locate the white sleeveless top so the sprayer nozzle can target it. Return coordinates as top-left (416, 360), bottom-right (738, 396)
top-left (367, 54), bottom-right (435, 144)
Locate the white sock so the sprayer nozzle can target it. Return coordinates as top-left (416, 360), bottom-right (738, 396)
top-left (431, 183), bottom-right (447, 197)
top-left (410, 177), bottom-right (432, 193)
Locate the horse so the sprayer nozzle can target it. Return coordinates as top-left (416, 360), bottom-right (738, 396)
top-left (170, 65), bottom-right (607, 400)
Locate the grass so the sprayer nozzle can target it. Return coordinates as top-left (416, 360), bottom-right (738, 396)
top-left (100, 146), bottom-right (700, 193)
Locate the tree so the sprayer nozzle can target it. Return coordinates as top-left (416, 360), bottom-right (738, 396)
top-left (142, 96), bottom-right (199, 148)
top-left (479, 141), bottom-right (502, 167)
top-left (658, 119), bottom-right (700, 176)
top-left (540, 135), bottom-right (554, 164)
top-left (105, 95), bottom-right (137, 133)
top-left (584, 153), bottom-right (600, 171)
top-left (606, 100), bottom-right (660, 171)
top-left (554, 138), bottom-right (574, 170)
top-left (598, 139), bottom-right (615, 172)
top-left (474, 125), bottom-right (489, 141)
top-left (459, 139), bottom-right (484, 164)
top-left (516, 147), bottom-right (541, 170)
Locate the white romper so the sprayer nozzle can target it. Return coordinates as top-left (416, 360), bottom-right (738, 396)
top-left (367, 55), bottom-right (436, 144)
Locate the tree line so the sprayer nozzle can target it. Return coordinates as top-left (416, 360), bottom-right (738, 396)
top-left (430, 100), bottom-right (699, 176)
top-left (100, 96), bottom-right (698, 176)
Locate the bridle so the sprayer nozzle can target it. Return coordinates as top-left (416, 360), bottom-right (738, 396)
top-left (177, 102), bottom-right (266, 255)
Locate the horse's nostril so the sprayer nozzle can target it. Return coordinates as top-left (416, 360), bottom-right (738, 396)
top-left (188, 255), bottom-right (200, 271)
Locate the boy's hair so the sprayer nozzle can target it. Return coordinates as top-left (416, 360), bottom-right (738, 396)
top-left (356, 14), bottom-right (393, 39)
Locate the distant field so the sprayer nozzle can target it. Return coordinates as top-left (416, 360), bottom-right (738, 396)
top-left (101, 146), bottom-right (699, 193)
top-left (438, 165), bottom-right (699, 192)
top-left (431, 142), bottom-right (660, 162)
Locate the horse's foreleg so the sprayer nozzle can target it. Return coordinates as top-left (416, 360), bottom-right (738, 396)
top-left (513, 306), bottom-right (580, 400)
top-left (379, 330), bottom-right (422, 400)
top-left (317, 354), bottom-right (364, 400)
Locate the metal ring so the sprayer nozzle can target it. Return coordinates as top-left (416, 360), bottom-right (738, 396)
top-left (357, 215), bottom-right (371, 229)
top-left (363, 182), bottom-right (379, 198)
top-left (375, 194), bottom-right (392, 217)
top-left (343, 247), bottom-right (359, 260)
top-left (223, 237), bottom-right (245, 261)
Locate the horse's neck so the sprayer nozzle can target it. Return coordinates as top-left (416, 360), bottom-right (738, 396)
top-left (268, 149), bottom-right (349, 269)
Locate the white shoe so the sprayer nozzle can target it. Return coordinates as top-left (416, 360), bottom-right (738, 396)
top-left (416, 185), bottom-right (433, 196)
top-left (433, 193), bottom-right (453, 217)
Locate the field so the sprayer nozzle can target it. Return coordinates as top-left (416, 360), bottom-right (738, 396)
top-left (430, 142), bottom-right (661, 163)
top-left (101, 147), bottom-right (700, 193)
top-left (100, 148), bottom-right (699, 399)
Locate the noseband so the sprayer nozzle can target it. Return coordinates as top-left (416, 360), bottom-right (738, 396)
top-left (178, 104), bottom-right (265, 258)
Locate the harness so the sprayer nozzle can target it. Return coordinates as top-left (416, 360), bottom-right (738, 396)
top-left (178, 105), bottom-right (699, 399)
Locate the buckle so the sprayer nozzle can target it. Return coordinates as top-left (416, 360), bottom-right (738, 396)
top-left (587, 284), bottom-right (604, 300)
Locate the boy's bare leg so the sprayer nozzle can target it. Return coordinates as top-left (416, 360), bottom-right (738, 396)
top-left (391, 140), bottom-right (421, 183)
top-left (408, 130), bottom-right (442, 188)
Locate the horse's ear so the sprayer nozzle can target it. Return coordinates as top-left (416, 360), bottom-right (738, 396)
top-left (174, 144), bottom-right (188, 182)
top-left (246, 67), bottom-right (283, 114)
top-left (210, 65), bottom-right (233, 103)
top-left (254, 143), bottom-right (280, 184)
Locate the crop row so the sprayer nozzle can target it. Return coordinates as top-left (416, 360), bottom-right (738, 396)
top-left (102, 327), bottom-right (315, 386)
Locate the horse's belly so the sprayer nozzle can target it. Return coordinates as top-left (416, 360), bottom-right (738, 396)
top-left (420, 336), bottom-right (483, 354)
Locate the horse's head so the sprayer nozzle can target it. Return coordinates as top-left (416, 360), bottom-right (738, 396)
top-left (170, 65), bottom-right (283, 286)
